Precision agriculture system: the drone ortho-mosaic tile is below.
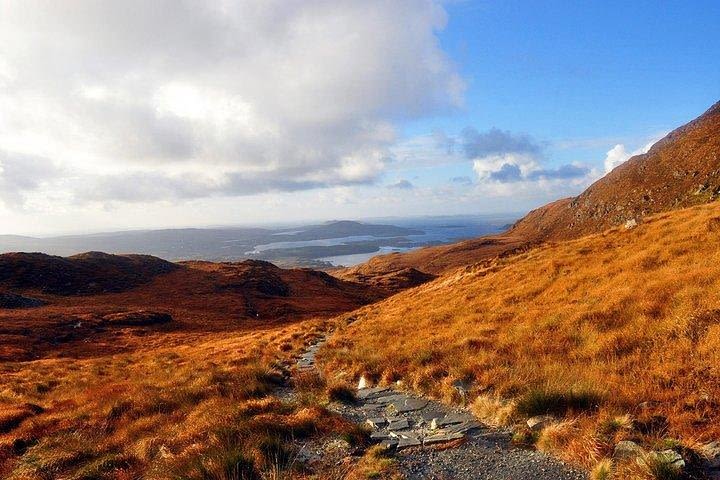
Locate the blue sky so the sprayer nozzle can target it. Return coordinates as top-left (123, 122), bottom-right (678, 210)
top-left (0, 1), bottom-right (719, 234)
top-left (398, 0), bottom-right (720, 187)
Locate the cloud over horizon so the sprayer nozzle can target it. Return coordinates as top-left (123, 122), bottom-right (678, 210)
top-left (0, 0), bottom-right (463, 206)
top-left (462, 128), bottom-right (591, 186)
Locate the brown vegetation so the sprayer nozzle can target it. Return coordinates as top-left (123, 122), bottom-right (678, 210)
top-left (322, 200), bottom-right (720, 475)
top-left (0, 256), bottom-right (388, 479)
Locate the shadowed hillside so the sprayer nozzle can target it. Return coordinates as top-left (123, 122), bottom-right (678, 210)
top-left (0, 255), bottom-right (382, 362)
top-left (0, 253), bottom-right (388, 479)
top-left (0, 252), bottom-right (178, 295)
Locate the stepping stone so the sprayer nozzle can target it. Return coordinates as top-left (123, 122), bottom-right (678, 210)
top-left (387, 418), bottom-right (410, 430)
top-left (445, 421), bottom-right (482, 434)
top-left (366, 417), bottom-right (387, 429)
top-left (380, 439), bottom-right (399, 449)
top-left (371, 394), bottom-right (407, 405)
top-left (357, 386), bottom-right (390, 400)
top-left (387, 398), bottom-right (428, 414)
top-left (423, 432), bottom-right (465, 445)
top-left (397, 435), bottom-right (422, 449)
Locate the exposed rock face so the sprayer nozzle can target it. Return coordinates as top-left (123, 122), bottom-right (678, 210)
top-left (0, 252), bottom-right (178, 295)
top-left (0, 292), bottom-right (44, 309)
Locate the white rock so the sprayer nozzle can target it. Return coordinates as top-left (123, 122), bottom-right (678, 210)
top-left (526, 415), bottom-right (554, 432)
top-left (625, 218), bottom-right (638, 229)
top-left (358, 375), bottom-right (369, 390)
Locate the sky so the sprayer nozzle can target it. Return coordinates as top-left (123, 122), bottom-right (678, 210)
top-left (0, 0), bottom-right (719, 236)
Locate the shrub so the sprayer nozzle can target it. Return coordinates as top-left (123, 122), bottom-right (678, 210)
top-left (516, 388), bottom-right (602, 417)
top-left (590, 459), bottom-right (613, 480)
top-left (327, 382), bottom-right (357, 404)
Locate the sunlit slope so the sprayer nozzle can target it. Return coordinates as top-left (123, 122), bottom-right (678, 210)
top-left (324, 200), bottom-right (720, 463)
top-left (337, 100), bottom-right (720, 285)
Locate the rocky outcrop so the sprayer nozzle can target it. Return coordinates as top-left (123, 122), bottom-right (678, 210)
top-left (0, 292), bottom-right (44, 309)
top-left (511, 100), bottom-right (720, 242)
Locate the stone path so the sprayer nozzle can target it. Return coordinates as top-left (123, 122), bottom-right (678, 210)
top-left (294, 336), bottom-right (588, 480)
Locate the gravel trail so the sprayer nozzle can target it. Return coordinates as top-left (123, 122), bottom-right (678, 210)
top-left (293, 336), bottom-right (588, 480)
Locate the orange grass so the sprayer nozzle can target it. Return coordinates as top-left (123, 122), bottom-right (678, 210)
top-left (322, 201), bottom-right (720, 472)
top-left (0, 319), bottom-right (369, 479)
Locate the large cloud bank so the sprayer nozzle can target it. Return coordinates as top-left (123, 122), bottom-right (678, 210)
top-left (0, 0), bottom-right (463, 204)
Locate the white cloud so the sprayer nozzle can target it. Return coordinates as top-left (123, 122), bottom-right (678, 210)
top-left (0, 0), bottom-right (463, 207)
top-left (603, 137), bottom-right (662, 173)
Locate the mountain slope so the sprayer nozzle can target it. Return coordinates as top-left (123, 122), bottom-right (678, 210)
top-left (322, 200), bottom-right (720, 473)
top-left (339, 100), bottom-right (720, 283)
top-left (511, 100), bottom-right (720, 241)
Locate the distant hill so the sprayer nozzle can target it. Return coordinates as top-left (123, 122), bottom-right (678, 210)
top-left (339, 100), bottom-right (720, 284)
top-left (0, 220), bottom-right (423, 266)
top-left (0, 252), bottom-right (177, 295)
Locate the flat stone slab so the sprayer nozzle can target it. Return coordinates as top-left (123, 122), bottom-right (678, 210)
top-left (423, 432), bottom-right (465, 445)
top-left (370, 432), bottom-right (392, 440)
top-left (370, 394), bottom-right (407, 405)
top-left (366, 417), bottom-right (387, 429)
top-left (444, 421), bottom-right (482, 434)
top-left (380, 439), bottom-right (398, 449)
top-left (421, 410), bottom-right (446, 422)
top-left (387, 418), bottom-right (411, 430)
top-left (387, 398), bottom-right (428, 414)
top-left (357, 386), bottom-right (391, 400)
top-left (397, 435), bottom-right (422, 449)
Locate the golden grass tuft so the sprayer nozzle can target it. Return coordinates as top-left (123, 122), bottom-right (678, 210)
top-left (322, 201), bottom-right (720, 469)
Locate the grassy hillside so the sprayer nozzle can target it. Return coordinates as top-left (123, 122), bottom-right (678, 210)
top-left (336, 100), bottom-right (720, 285)
top-left (322, 200), bottom-right (720, 477)
top-left (0, 319), bottom-right (381, 479)
top-left (0, 257), bottom-right (392, 479)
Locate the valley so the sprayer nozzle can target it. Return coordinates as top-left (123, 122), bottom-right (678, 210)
top-left (1, 103), bottom-right (720, 479)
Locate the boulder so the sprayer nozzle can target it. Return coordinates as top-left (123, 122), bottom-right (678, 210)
top-left (624, 218), bottom-right (638, 229)
top-left (644, 449), bottom-right (685, 472)
top-left (613, 440), bottom-right (645, 460)
top-left (526, 415), bottom-right (554, 432)
top-left (703, 441), bottom-right (720, 470)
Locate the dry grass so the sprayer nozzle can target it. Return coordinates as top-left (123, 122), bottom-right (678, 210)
top-left (0, 319), bottom-right (373, 479)
top-left (322, 201), bottom-right (720, 473)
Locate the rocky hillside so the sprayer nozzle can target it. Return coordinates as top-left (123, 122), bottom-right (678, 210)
top-left (511, 100), bottom-right (720, 241)
top-left (340, 100), bottom-right (720, 283)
